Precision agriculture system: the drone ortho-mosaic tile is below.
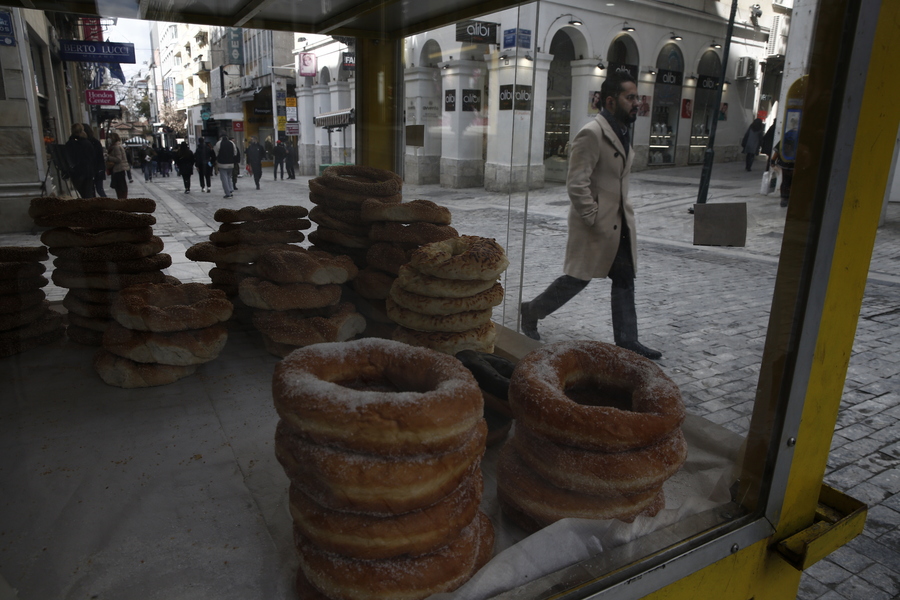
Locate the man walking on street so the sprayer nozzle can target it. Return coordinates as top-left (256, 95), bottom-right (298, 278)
top-left (273, 140), bottom-right (287, 180)
top-left (214, 135), bottom-right (236, 198)
top-left (246, 137), bottom-right (264, 190)
top-left (519, 71), bottom-right (662, 359)
top-left (230, 137), bottom-right (241, 190)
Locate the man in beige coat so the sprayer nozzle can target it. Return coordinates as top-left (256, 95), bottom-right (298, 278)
top-left (520, 71), bottom-right (661, 359)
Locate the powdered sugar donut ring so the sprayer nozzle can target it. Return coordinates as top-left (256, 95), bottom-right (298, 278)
top-left (289, 468), bottom-right (482, 560)
top-left (509, 341), bottom-right (685, 452)
top-left (360, 199), bottom-right (452, 225)
top-left (389, 281), bottom-right (503, 315)
top-left (238, 278), bottom-right (341, 311)
top-left (409, 236), bottom-right (509, 281)
top-left (296, 511), bottom-right (493, 600)
top-left (513, 425), bottom-right (687, 495)
top-left (275, 419), bottom-right (486, 514)
top-left (369, 222), bottom-right (459, 245)
top-left (111, 283), bottom-right (233, 332)
top-left (272, 338), bottom-right (484, 456)
top-left (497, 443), bottom-right (665, 532)
top-left (385, 297), bottom-right (493, 333)
top-left (396, 264), bottom-right (497, 299)
top-left (320, 165), bottom-right (403, 197)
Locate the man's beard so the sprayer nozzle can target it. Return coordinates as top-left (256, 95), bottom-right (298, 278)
top-left (616, 106), bottom-right (637, 124)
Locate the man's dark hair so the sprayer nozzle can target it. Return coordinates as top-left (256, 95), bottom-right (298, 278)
top-left (600, 71), bottom-right (637, 107)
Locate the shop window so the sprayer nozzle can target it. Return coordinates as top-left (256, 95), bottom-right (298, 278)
top-left (689, 50), bottom-right (722, 163)
top-left (649, 42), bottom-right (684, 165)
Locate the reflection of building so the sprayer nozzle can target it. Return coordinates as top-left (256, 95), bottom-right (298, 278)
top-left (401, 1), bottom-right (790, 190)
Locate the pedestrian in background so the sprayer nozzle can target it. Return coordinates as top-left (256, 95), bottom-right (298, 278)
top-left (231, 137), bottom-right (241, 190)
top-left (139, 143), bottom-right (156, 182)
top-left (520, 71), bottom-right (661, 360)
top-left (265, 135), bottom-right (274, 160)
top-left (106, 133), bottom-right (129, 199)
top-left (64, 123), bottom-right (95, 199)
top-left (175, 142), bottom-right (195, 193)
top-left (285, 142), bottom-right (296, 179)
top-left (214, 134), bottom-right (236, 198)
top-left (273, 140), bottom-right (286, 180)
top-left (195, 140), bottom-right (213, 193)
top-left (246, 136), bottom-right (264, 190)
top-left (82, 123), bottom-right (108, 197)
top-left (771, 140), bottom-right (795, 208)
top-left (741, 118), bottom-right (764, 171)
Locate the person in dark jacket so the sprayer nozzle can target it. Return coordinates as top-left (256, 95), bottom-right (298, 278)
top-left (245, 136), bottom-right (264, 190)
top-left (82, 124), bottom-right (108, 197)
top-left (214, 135), bottom-right (236, 198)
top-left (273, 140), bottom-right (287, 180)
top-left (195, 140), bottom-right (213, 193)
top-left (285, 142), bottom-right (296, 179)
top-left (265, 136), bottom-right (274, 160)
top-left (64, 123), bottom-right (96, 198)
top-left (230, 137), bottom-right (241, 190)
top-left (761, 119), bottom-right (777, 159)
top-left (741, 118), bottom-right (765, 171)
top-left (138, 143), bottom-right (156, 182)
top-left (175, 142), bottom-right (195, 193)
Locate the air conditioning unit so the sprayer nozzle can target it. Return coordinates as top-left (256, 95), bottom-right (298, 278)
top-left (767, 15), bottom-right (788, 57)
top-left (241, 76), bottom-right (254, 89)
top-left (736, 56), bottom-right (756, 80)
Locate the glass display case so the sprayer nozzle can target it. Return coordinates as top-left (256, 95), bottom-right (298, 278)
top-left (0, 0), bottom-right (893, 598)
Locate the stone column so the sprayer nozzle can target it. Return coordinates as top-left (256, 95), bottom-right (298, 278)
top-left (312, 84), bottom-right (332, 168)
top-left (404, 66), bottom-right (442, 184)
top-left (439, 59), bottom-right (487, 189)
top-left (328, 80), bottom-right (352, 165)
top-left (298, 86), bottom-right (316, 175)
top-left (483, 50), bottom-right (551, 192)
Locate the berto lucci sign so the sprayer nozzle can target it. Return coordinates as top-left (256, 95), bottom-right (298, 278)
top-left (59, 40), bottom-right (136, 63)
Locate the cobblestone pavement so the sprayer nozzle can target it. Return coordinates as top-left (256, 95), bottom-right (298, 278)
top-left (3, 159), bottom-right (899, 599)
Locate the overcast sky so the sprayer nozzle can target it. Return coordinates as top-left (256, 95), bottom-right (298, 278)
top-left (103, 18), bottom-right (154, 79)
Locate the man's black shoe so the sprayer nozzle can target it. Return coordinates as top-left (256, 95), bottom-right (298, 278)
top-left (520, 301), bottom-right (540, 340)
top-left (618, 341), bottom-right (662, 360)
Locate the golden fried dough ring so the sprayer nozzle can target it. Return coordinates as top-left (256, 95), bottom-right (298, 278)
top-left (369, 222), bottom-right (459, 245)
top-left (66, 312), bottom-right (114, 332)
top-left (65, 287), bottom-right (120, 304)
top-left (497, 444), bottom-right (665, 532)
top-left (0, 319), bottom-right (64, 358)
top-left (309, 205), bottom-right (371, 237)
top-left (509, 340), bottom-right (685, 452)
top-left (392, 321), bottom-right (496, 355)
top-left (112, 283), bottom-right (233, 332)
top-left (361, 199), bottom-right (452, 225)
top-left (239, 278), bottom-right (341, 311)
top-left (288, 469), bottom-right (483, 560)
top-left (54, 253), bottom-right (172, 274)
top-left (308, 227), bottom-right (373, 250)
top-left (255, 246), bottom-right (358, 285)
top-left (185, 241), bottom-right (297, 264)
top-left (51, 268), bottom-right (166, 290)
top-left (208, 267), bottom-right (255, 287)
top-left (0, 310), bottom-right (63, 341)
top-left (102, 321), bottom-right (228, 365)
top-left (385, 297), bottom-right (493, 333)
top-left (50, 237), bottom-right (164, 261)
top-left (218, 217), bottom-right (311, 232)
top-left (0, 261), bottom-right (46, 280)
top-left (213, 204), bottom-right (308, 223)
top-left (272, 338), bottom-right (484, 456)
top-left (352, 266), bottom-right (395, 301)
top-left (513, 425), bottom-right (687, 495)
top-left (366, 242), bottom-right (417, 276)
top-left (0, 276), bottom-right (47, 294)
top-left (389, 282), bottom-right (503, 315)
top-left (93, 348), bottom-right (198, 387)
top-left (0, 300), bottom-right (50, 332)
top-left (29, 196), bottom-right (155, 218)
top-left (409, 236), bottom-right (509, 281)
top-left (311, 202), bottom-right (369, 226)
top-left (33, 210), bottom-right (156, 229)
top-left (395, 265), bottom-right (497, 299)
top-left (63, 292), bottom-right (112, 319)
top-left (253, 303), bottom-right (365, 346)
top-left (320, 165), bottom-right (403, 197)
top-left (275, 419), bottom-right (486, 513)
top-left (308, 179), bottom-right (403, 208)
top-left (0, 289), bottom-right (45, 314)
top-left (41, 226), bottom-right (153, 248)
top-left (295, 511), bottom-right (493, 600)
top-left (0, 246), bottom-right (48, 262)
top-left (208, 229), bottom-right (306, 245)
top-left (66, 324), bottom-right (106, 346)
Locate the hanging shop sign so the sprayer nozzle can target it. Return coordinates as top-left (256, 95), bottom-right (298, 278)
top-left (502, 28), bottom-right (531, 50)
top-left (0, 11), bottom-right (16, 47)
top-left (85, 89), bottom-right (115, 105)
top-left (253, 107), bottom-right (272, 115)
top-left (299, 52), bottom-right (317, 77)
top-left (58, 40), bottom-right (136, 63)
top-left (655, 68), bottom-right (683, 86)
top-left (697, 75), bottom-right (720, 90)
top-left (277, 116), bottom-right (286, 131)
top-left (286, 123), bottom-right (300, 135)
top-left (499, 84), bottom-right (513, 111)
top-left (342, 52), bottom-right (355, 71)
top-left (81, 17), bottom-right (103, 42)
top-left (461, 89), bottom-right (481, 112)
top-left (226, 28), bottom-right (243, 64)
top-left (514, 85), bottom-right (532, 111)
top-left (445, 89), bottom-right (456, 112)
top-left (232, 121), bottom-right (244, 132)
top-left (607, 62), bottom-right (639, 79)
top-left (456, 20), bottom-right (499, 45)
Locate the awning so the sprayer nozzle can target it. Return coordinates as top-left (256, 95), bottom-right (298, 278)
top-left (211, 112), bottom-right (244, 121)
top-left (314, 108), bottom-right (355, 129)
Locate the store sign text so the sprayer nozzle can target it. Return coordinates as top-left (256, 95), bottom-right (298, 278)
top-left (58, 40), bottom-right (136, 63)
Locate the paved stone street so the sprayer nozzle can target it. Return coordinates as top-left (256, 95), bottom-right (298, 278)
top-left (3, 158), bottom-right (898, 598)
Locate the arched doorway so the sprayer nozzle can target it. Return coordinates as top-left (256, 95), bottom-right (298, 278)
top-left (544, 30), bottom-right (576, 168)
top-left (607, 35), bottom-right (639, 78)
top-left (649, 43), bottom-right (684, 165)
top-left (689, 50), bottom-right (722, 163)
